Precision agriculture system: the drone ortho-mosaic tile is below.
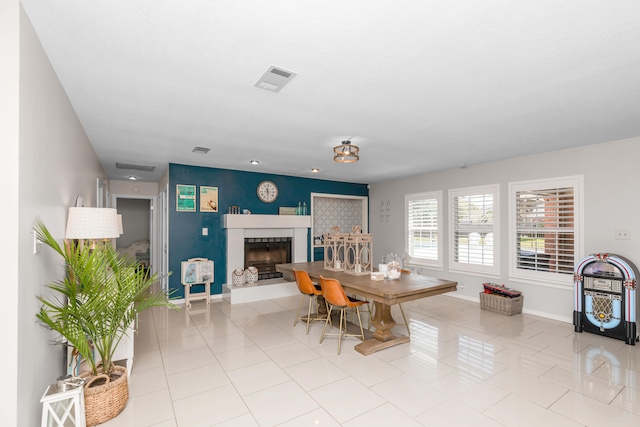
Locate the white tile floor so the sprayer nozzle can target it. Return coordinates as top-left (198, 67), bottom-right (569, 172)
top-left (101, 294), bottom-right (640, 426)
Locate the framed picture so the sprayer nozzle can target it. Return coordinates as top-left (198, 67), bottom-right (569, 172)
top-left (279, 207), bottom-right (297, 215)
top-left (176, 184), bottom-right (196, 212)
top-left (200, 186), bottom-right (219, 212)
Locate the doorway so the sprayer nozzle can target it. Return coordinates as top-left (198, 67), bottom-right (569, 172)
top-left (112, 196), bottom-right (155, 276)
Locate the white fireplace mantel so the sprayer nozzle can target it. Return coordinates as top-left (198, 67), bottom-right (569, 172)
top-left (223, 214), bottom-right (311, 290)
top-left (224, 214), bottom-right (311, 230)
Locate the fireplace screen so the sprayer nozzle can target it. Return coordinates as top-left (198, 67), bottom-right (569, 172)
top-left (244, 237), bottom-right (292, 280)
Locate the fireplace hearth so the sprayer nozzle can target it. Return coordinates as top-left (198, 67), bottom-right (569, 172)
top-left (244, 237), bottom-right (292, 280)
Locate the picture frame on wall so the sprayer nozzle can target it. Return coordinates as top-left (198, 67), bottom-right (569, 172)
top-left (200, 186), bottom-right (219, 212)
top-left (176, 184), bottom-right (196, 212)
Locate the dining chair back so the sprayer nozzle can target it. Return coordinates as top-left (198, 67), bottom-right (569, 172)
top-left (318, 275), bottom-right (367, 354)
top-left (293, 269), bottom-right (326, 334)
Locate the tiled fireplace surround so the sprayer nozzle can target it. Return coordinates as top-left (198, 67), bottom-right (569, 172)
top-left (222, 214), bottom-right (311, 304)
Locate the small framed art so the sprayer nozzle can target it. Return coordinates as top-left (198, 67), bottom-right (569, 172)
top-left (176, 184), bottom-right (196, 212)
top-left (200, 186), bottom-right (218, 212)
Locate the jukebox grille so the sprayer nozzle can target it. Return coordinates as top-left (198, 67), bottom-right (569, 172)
top-left (586, 291), bottom-right (621, 324)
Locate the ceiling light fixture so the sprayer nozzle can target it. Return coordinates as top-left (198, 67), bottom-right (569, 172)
top-left (128, 176), bottom-right (137, 180)
top-left (250, 160), bottom-right (260, 165)
top-left (333, 140), bottom-right (359, 163)
top-left (311, 168), bottom-right (320, 173)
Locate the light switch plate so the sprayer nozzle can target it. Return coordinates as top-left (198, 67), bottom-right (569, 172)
top-left (202, 228), bottom-right (208, 236)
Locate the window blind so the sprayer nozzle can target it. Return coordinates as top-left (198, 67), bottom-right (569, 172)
top-left (407, 196), bottom-right (438, 261)
top-left (515, 187), bottom-right (574, 274)
top-left (453, 192), bottom-right (494, 266)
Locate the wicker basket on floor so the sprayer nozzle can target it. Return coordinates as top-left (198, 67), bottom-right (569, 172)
top-left (479, 292), bottom-right (523, 316)
top-left (81, 365), bottom-right (129, 426)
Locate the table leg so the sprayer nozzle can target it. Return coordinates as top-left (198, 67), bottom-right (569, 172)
top-left (317, 295), bottom-right (328, 316)
top-left (355, 301), bottom-right (409, 355)
top-left (370, 302), bottom-right (397, 342)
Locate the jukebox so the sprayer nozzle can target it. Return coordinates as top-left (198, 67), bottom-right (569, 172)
top-left (574, 253), bottom-right (639, 345)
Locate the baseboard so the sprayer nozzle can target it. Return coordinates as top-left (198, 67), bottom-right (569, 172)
top-left (445, 291), bottom-right (572, 324)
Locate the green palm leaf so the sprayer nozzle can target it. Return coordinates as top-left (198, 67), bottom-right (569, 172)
top-left (34, 220), bottom-right (176, 376)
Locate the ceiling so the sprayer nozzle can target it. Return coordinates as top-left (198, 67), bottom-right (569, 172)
top-left (21, 1), bottom-right (640, 184)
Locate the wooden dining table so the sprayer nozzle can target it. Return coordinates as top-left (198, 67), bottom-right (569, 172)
top-left (276, 261), bottom-right (457, 355)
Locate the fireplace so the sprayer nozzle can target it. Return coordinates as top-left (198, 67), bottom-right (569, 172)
top-left (244, 237), bottom-right (292, 280)
top-left (224, 214), bottom-right (311, 288)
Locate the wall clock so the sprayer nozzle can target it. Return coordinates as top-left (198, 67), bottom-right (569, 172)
top-left (257, 180), bottom-right (278, 203)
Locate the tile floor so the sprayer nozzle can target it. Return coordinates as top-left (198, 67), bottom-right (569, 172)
top-left (101, 294), bottom-right (640, 426)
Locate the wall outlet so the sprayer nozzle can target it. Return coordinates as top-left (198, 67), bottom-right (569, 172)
top-left (202, 228), bottom-right (208, 236)
top-left (459, 282), bottom-right (465, 289)
top-left (615, 229), bottom-right (630, 240)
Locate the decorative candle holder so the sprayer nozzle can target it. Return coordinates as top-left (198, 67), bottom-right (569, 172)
top-left (344, 233), bottom-right (373, 276)
top-left (324, 229), bottom-right (346, 271)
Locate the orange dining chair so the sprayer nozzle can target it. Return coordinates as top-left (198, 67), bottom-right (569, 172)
top-left (293, 269), bottom-right (327, 334)
top-left (319, 275), bottom-right (368, 354)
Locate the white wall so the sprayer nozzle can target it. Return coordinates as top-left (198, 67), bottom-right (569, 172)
top-left (0, 1), bottom-right (21, 424)
top-left (9, 7), bottom-right (107, 426)
top-left (370, 137), bottom-right (640, 322)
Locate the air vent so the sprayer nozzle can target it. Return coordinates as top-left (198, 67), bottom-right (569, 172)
top-left (115, 162), bottom-right (155, 172)
top-left (192, 146), bottom-right (211, 154)
top-left (254, 66), bottom-right (297, 92)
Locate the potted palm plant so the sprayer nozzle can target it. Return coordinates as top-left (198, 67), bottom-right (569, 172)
top-left (35, 221), bottom-right (174, 426)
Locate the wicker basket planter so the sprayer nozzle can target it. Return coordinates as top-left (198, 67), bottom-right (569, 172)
top-left (480, 292), bottom-right (523, 316)
top-left (80, 365), bottom-right (129, 426)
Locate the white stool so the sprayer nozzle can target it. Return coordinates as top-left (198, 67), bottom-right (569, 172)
top-left (184, 281), bottom-right (211, 307)
top-left (41, 378), bottom-right (86, 427)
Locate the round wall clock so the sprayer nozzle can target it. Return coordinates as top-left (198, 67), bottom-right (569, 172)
top-left (257, 180), bottom-right (278, 203)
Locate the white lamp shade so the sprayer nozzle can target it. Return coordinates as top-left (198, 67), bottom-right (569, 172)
top-left (65, 207), bottom-right (120, 239)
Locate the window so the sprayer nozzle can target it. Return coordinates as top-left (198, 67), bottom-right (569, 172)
top-left (449, 185), bottom-right (500, 275)
top-left (509, 176), bottom-right (582, 287)
top-left (405, 191), bottom-right (442, 268)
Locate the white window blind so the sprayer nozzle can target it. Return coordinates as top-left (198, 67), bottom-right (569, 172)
top-left (449, 185), bottom-right (499, 275)
top-left (509, 176), bottom-right (582, 287)
top-left (406, 192), bottom-right (441, 267)
top-left (515, 187), bottom-right (575, 275)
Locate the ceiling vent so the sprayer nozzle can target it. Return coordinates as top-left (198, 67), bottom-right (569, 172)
top-left (115, 162), bottom-right (155, 172)
top-left (192, 146), bottom-right (211, 154)
top-left (254, 66), bottom-right (297, 92)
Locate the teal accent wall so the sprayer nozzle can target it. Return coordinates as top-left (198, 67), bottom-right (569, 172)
top-left (168, 163), bottom-right (369, 299)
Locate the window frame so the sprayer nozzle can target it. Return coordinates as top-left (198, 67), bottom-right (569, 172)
top-left (448, 184), bottom-right (500, 276)
top-left (405, 191), bottom-right (443, 269)
top-left (508, 175), bottom-right (584, 288)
